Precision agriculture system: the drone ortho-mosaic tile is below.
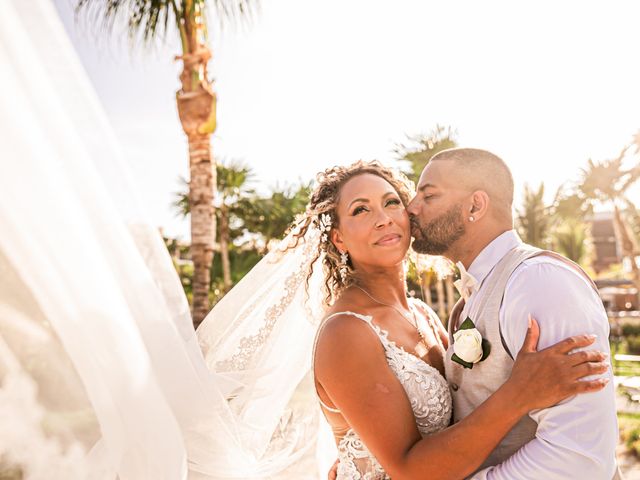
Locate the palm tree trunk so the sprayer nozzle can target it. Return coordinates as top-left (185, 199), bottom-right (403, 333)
top-left (220, 204), bottom-right (232, 291)
top-left (178, 80), bottom-right (217, 328)
top-left (445, 275), bottom-right (455, 316)
top-left (435, 277), bottom-right (446, 320)
top-left (187, 134), bottom-right (216, 327)
top-left (421, 271), bottom-right (432, 307)
top-left (175, 4), bottom-right (218, 328)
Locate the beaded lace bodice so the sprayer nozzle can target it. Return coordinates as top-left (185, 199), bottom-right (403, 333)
top-left (319, 311), bottom-right (452, 480)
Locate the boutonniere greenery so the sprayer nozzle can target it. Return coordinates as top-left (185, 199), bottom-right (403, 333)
top-left (452, 317), bottom-right (491, 369)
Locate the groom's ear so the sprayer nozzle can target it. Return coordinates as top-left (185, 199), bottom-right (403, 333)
top-left (469, 190), bottom-right (490, 221)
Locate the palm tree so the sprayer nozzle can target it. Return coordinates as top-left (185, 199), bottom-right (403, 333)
top-left (408, 251), bottom-right (455, 323)
top-left (516, 183), bottom-right (551, 249)
top-left (76, 0), bottom-right (256, 327)
top-left (174, 160), bottom-right (255, 292)
top-left (242, 183), bottom-right (312, 247)
top-left (623, 197), bottom-right (640, 244)
top-left (215, 161), bottom-right (254, 290)
top-left (395, 125), bottom-right (458, 183)
top-left (577, 145), bottom-right (640, 297)
top-left (551, 219), bottom-right (592, 266)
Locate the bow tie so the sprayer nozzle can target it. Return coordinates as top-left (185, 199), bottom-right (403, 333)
top-left (453, 261), bottom-right (478, 301)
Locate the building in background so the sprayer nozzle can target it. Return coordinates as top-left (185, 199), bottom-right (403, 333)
top-left (590, 212), bottom-right (620, 274)
top-left (589, 212), bottom-right (639, 312)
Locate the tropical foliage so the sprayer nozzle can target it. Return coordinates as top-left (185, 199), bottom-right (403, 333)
top-left (76, 0), bottom-right (257, 327)
top-left (173, 162), bottom-right (310, 304)
top-left (516, 183), bottom-right (552, 249)
top-left (551, 219), bottom-right (592, 266)
top-left (395, 125), bottom-right (458, 183)
top-left (572, 145), bottom-right (640, 292)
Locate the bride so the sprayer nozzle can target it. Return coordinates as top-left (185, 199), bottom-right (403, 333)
top-left (254, 160), bottom-right (606, 479)
top-left (0, 1), bottom-right (607, 478)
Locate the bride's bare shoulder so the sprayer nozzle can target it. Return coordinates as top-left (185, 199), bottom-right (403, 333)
top-left (314, 310), bottom-right (385, 382)
top-left (315, 297), bottom-right (383, 368)
top-left (319, 290), bottom-right (377, 334)
top-left (317, 310), bottom-right (373, 343)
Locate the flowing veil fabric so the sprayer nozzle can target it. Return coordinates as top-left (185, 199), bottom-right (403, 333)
top-left (193, 227), bottom-right (333, 478)
top-left (0, 0), bottom-right (334, 478)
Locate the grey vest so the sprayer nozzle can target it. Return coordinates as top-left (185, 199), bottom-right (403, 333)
top-left (444, 244), bottom-right (602, 472)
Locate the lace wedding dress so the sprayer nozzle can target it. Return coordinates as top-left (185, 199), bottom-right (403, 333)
top-left (317, 312), bottom-right (453, 479)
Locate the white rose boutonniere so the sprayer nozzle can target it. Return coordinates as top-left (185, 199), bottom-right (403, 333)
top-left (452, 317), bottom-right (491, 369)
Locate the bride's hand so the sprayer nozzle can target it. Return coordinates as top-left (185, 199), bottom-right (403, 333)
top-left (507, 315), bottom-right (609, 412)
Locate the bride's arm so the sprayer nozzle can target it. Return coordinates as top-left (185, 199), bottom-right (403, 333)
top-left (314, 315), bottom-right (607, 480)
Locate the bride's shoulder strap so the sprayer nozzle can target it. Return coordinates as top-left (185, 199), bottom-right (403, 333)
top-left (313, 311), bottom-right (375, 349)
top-left (324, 310), bottom-right (373, 324)
top-left (313, 311), bottom-right (376, 357)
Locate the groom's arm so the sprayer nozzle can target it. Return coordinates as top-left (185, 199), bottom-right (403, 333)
top-left (470, 257), bottom-right (618, 480)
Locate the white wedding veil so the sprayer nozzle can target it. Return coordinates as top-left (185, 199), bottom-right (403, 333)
top-left (0, 0), bottom-right (333, 478)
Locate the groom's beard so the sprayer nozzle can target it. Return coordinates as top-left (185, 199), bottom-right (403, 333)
top-left (411, 204), bottom-right (466, 255)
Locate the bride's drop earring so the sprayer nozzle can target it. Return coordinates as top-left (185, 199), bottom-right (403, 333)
top-left (339, 251), bottom-right (349, 282)
top-left (469, 216), bottom-right (474, 222)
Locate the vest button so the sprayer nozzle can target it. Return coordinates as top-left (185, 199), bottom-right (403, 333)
top-left (451, 383), bottom-right (459, 391)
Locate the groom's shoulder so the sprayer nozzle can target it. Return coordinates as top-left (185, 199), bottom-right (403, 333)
top-left (508, 252), bottom-right (596, 296)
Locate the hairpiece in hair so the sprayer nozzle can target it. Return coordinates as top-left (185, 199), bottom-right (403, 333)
top-left (316, 213), bottom-right (332, 244)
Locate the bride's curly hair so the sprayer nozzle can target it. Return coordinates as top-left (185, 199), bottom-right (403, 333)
top-left (286, 160), bottom-right (414, 306)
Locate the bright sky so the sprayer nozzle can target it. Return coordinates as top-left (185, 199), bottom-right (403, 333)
top-left (52, 0), bottom-right (640, 239)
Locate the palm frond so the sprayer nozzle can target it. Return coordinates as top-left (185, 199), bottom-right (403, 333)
top-left (619, 159), bottom-right (640, 194)
top-left (75, 0), bottom-right (258, 45)
top-left (633, 129), bottom-right (640, 155)
top-left (76, 0), bottom-right (176, 43)
top-left (552, 220), bottom-right (591, 265)
top-left (516, 182), bottom-right (552, 248)
top-left (172, 176), bottom-right (190, 218)
top-left (208, 0), bottom-right (259, 27)
top-left (579, 156), bottom-right (625, 202)
top-left (394, 125), bottom-right (458, 182)
top-left (216, 159), bottom-right (254, 197)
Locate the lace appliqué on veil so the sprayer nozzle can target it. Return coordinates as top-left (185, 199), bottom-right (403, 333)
top-left (215, 230), bottom-right (321, 372)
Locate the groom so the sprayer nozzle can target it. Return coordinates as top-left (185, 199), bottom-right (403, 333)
top-left (406, 148), bottom-right (619, 479)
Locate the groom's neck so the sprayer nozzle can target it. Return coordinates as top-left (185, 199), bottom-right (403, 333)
top-left (447, 225), bottom-right (512, 269)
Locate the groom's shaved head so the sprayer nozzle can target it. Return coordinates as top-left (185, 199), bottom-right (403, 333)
top-left (430, 148), bottom-right (514, 221)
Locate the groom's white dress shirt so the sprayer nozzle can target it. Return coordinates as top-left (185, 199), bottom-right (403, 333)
top-left (459, 230), bottom-right (617, 480)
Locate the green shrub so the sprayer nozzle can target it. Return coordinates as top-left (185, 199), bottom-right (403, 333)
top-left (622, 323), bottom-right (640, 337)
top-left (618, 413), bottom-right (640, 457)
top-left (627, 335), bottom-right (640, 354)
top-left (627, 427), bottom-right (640, 457)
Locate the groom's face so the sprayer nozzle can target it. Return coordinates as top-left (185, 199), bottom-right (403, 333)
top-left (407, 161), bottom-right (468, 256)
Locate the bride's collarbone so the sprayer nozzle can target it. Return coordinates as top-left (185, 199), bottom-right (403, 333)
top-left (323, 303), bottom-right (445, 369)
top-left (370, 309), bottom-right (444, 359)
